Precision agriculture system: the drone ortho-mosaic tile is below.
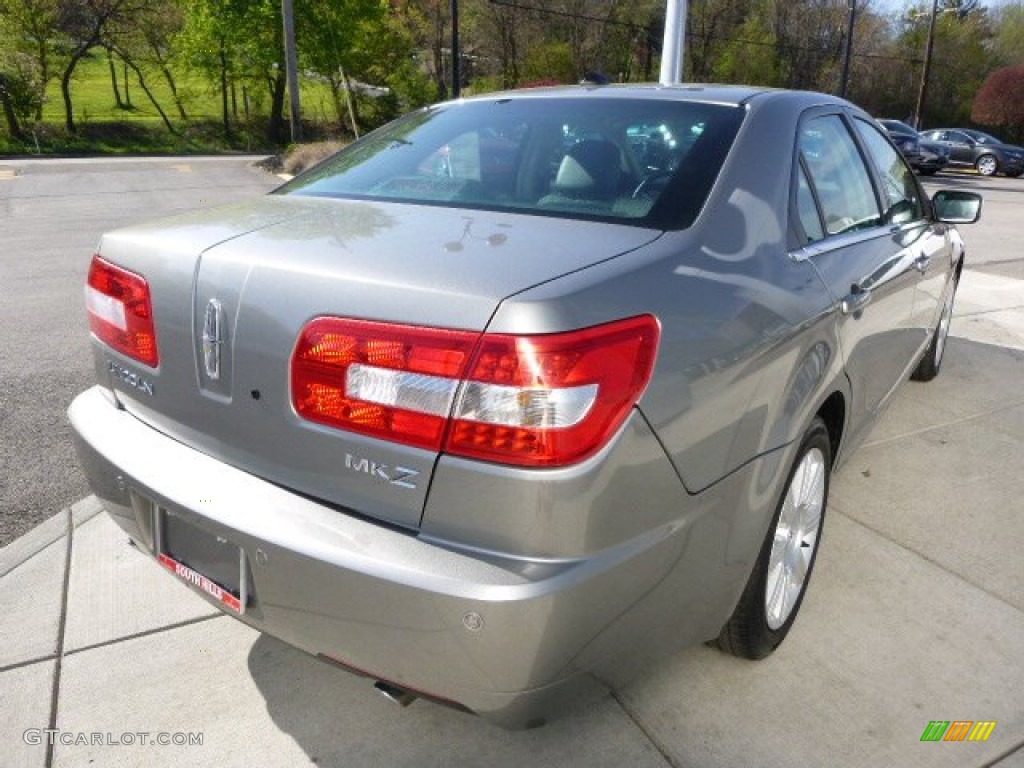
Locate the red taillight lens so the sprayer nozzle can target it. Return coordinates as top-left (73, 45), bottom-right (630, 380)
top-left (449, 315), bottom-right (660, 466)
top-left (291, 318), bottom-right (479, 450)
top-left (85, 255), bottom-right (159, 367)
top-left (292, 315), bottom-right (660, 467)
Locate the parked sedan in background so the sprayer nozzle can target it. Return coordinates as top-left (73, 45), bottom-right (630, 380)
top-left (878, 119), bottom-right (949, 175)
top-left (920, 128), bottom-right (1024, 177)
top-left (70, 84), bottom-right (982, 728)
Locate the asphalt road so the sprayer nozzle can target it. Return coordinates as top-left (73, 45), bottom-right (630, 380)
top-left (0, 156), bottom-right (281, 547)
top-left (0, 159), bottom-right (1020, 548)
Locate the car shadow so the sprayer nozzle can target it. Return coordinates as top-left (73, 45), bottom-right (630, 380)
top-left (245, 634), bottom-right (663, 767)
top-left (244, 331), bottom-right (1024, 767)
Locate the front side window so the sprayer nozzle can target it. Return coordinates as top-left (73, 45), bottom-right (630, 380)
top-left (798, 115), bottom-right (881, 236)
top-left (854, 118), bottom-right (925, 225)
top-left (279, 97), bottom-right (745, 230)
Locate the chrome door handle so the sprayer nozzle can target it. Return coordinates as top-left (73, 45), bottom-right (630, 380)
top-left (914, 254), bottom-right (932, 274)
top-left (841, 284), bottom-right (872, 315)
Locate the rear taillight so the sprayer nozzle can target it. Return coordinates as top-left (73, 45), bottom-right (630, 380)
top-left (85, 255), bottom-right (159, 367)
top-left (291, 315), bottom-right (659, 467)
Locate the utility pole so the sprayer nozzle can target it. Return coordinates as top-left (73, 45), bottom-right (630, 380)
top-left (659, 0), bottom-right (688, 85)
top-left (839, 1), bottom-right (856, 98)
top-left (913, 0), bottom-right (940, 130)
top-left (282, 0), bottom-right (302, 142)
top-left (451, 0), bottom-right (461, 98)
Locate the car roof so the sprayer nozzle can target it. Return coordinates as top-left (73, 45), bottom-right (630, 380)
top-left (456, 82), bottom-right (851, 112)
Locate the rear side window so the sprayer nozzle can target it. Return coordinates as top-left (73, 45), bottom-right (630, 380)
top-left (795, 164), bottom-right (825, 244)
top-left (798, 115), bottom-right (881, 236)
top-left (280, 97), bottom-right (745, 230)
top-left (854, 118), bottom-right (925, 225)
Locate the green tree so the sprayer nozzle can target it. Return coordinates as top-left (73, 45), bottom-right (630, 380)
top-left (0, 53), bottom-right (43, 139)
top-left (0, 0), bottom-right (61, 120)
top-left (921, 7), bottom-right (994, 127)
top-left (990, 3), bottom-right (1024, 67)
top-left (53, 0), bottom-right (161, 132)
top-left (179, 0), bottom-right (287, 141)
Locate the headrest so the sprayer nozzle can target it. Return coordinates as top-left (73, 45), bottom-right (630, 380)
top-left (554, 140), bottom-right (622, 196)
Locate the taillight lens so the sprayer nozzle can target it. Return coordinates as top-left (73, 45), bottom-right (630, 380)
top-left (291, 315), bottom-right (659, 467)
top-left (292, 318), bottom-right (479, 451)
top-left (85, 255), bottom-right (159, 367)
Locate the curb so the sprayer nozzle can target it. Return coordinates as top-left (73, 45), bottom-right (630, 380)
top-left (0, 497), bottom-right (103, 578)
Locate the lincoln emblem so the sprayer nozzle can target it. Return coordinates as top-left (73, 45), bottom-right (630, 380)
top-left (202, 299), bottom-right (224, 380)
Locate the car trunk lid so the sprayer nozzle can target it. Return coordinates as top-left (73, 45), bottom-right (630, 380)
top-left (97, 196), bottom-right (661, 529)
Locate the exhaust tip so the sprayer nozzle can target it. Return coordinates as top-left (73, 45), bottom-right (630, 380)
top-left (374, 681), bottom-right (417, 707)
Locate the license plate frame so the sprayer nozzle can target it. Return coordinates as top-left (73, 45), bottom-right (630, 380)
top-left (157, 509), bottom-right (247, 614)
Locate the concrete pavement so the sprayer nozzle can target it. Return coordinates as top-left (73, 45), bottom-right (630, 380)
top-left (3, 236), bottom-right (1023, 766)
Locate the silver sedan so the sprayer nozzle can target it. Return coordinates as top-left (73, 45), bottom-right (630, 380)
top-left (69, 84), bottom-right (981, 728)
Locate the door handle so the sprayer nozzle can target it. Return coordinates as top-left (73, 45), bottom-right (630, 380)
top-left (841, 284), bottom-right (872, 315)
top-left (914, 254), bottom-right (931, 274)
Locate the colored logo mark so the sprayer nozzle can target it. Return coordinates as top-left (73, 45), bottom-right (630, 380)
top-left (920, 721), bottom-right (997, 742)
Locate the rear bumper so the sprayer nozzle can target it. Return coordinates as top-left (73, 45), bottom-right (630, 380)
top-left (69, 386), bottom-right (751, 727)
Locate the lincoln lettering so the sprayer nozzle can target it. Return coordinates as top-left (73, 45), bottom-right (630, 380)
top-left (106, 360), bottom-right (154, 396)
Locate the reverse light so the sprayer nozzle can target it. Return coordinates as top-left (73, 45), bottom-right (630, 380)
top-left (291, 315), bottom-right (660, 467)
top-left (85, 255), bottom-right (159, 367)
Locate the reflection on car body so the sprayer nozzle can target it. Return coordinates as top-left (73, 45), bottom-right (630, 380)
top-left (70, 84), bottom-right (981, 728)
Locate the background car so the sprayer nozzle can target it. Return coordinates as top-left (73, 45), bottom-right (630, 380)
top-left (878, 119), bottom-right (949, 175)
top-left (920, 127), bottom-right (1024, 177)
top-left (70, 85), bottom-right (981, 728)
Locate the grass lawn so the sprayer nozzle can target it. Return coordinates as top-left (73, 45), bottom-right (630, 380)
top-left (3, 50), bottom-right (344, 155)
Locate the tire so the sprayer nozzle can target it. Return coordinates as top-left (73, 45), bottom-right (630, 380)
top-left (975, 154), bottom-right (998, 176)
top-left (1007, 170), bottom-right (1022, 179)
top-left (712, 418), bottom-right (831, 660)
top-left (911, 273), bottom-right (958, 382)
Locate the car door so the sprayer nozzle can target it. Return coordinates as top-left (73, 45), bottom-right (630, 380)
top-left (790, 111), bottom-right (920, 445)
top-left (945, 130), bottom-right (975, 165)
top-left (852, 117), bottom-right (952, 355)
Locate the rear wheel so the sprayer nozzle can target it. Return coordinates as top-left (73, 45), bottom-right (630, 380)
top-left (1007, 170), bottom-right (1022, 179)
top-left (975, 154), bottom-right (998, 176)
top-left (911, 273), bottom-right (958, 382)
top-left (713, 418), bottom-right (831, 659)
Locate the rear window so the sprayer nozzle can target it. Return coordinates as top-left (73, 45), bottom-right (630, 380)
top-left (280, 96), bottom-right (745, 230)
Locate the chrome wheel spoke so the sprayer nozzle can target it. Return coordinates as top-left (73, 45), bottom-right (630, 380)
top-left (765, 446), bottom-right (826, 630)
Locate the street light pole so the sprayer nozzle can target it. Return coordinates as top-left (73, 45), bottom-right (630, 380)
top-left (839, 0), bottom-right (856, 98)
top-left (912, 0), bottom-right (940, 130)
top-left (659, 0), bottom-right (688, 85)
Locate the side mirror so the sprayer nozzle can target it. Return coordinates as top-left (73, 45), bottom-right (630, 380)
top-left (932, 190), bottom-right (982, 224)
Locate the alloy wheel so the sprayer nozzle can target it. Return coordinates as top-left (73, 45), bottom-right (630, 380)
top-left (976, 155), bottom-right (997, 176)
top-left (765, 447), bottom-right (826, 630)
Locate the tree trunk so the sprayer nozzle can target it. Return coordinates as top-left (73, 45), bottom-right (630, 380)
top-left (268, 70), bottom-right (287, 144)
top-left (106, 47), bottom-right (125, 108)
top-left (219, 42), bottom-right (231, 138)
top-left (61, 46), bottom-right (93, 133)
top-left (119, 51), bottom-right (177, 134)
top-left (159, 63), bottom-right (189, 121)
top-left (329, 79), bottom-right (345, 132)
top-left (0, 75), bottom-right (26, 141)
